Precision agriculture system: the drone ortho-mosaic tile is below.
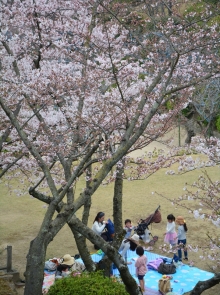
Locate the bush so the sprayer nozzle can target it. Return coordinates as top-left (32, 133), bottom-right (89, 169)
top-left (47, 271), bottom-right (129, 295)
top-left (215, 115), bottom-right (220, 132)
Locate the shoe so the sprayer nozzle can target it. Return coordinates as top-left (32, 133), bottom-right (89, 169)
top-left (184, 257), bottom-right (188, 260)
top-left (145, 246), bottom-right (153, 251)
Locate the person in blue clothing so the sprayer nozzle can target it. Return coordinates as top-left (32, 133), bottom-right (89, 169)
top-left (124, 219), bottom-right (136, 239)
top-left (119, 219), bottom-right (137, 261)
top-left (176, 216), bottom-right (188, 261)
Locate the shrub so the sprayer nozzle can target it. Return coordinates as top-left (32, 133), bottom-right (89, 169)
top-left (47, 271), bottom-right (129, 295)
top-left (215, 115), bottom-right (220, 132)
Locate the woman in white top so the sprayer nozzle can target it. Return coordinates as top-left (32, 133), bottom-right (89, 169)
top-left (92, 212), bottom-right (108, 249)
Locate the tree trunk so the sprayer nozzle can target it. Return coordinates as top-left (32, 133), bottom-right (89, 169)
top-left (24, 237), bottom-right (47, 295)
top-left (113, 160), bottom-right (124, 235)
top-left (204, 120), bottom-right (214, 138)
top-left (190, 272), bottom-right (220, 295)
top-left (185, 118), bottom-right (196, 144)
top-left (68, 161), bottom-right (96, 271)
top-left (98, 161), bottom-right (125, 277)
top-left (168, 0), bottom-right (172, 15)
top-left (68, 222), bottom-right (96, 271)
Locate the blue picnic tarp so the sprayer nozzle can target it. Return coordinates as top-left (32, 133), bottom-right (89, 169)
top-left (80, 250), bottom-right (214, 294)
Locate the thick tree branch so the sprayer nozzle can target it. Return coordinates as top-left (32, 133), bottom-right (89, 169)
top-left (190, 272), bottom-right (220, 295)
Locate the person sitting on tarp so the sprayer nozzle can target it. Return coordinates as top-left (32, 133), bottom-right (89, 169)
top-left (56, 254), bottom-right (85, 278)
top-left (123, 219), bottom-right (136, 239)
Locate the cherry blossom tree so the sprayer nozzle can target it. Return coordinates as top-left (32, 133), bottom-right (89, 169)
top-left (0, 0), bottom-right (220, 294)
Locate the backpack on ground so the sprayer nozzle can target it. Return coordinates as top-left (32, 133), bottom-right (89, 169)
top-left (158, 262), bottom-right (176, 274)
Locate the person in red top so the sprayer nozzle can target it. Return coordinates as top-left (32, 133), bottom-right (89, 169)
top-left (135, 246), bottom-right (148, 292)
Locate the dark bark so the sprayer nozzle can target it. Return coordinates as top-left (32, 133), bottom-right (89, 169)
top-left (23, 202), bottom-right (75, 295)
top-left (168, 1), bottom-right (172, 15)
top-left (68, 161), bottom-right (95, 271)
top-left (68, 222), bottom-right (96, 272)
top-left (97, 160), bottom-right (126, 278)
top-left (0, 101), bottom-right (22, 151)
top-left (30, 186), bottom-right (96, 272)
top-left (204, 120), bottom-right (215, 138)
top-left (24, 237), bottom-right (47, 295)
top-left (190, 272), bottom-right (220, 295)
top-left (185, 118), bottom-right (196, 144)
top-left (113, 161), bottom-right (124, 235)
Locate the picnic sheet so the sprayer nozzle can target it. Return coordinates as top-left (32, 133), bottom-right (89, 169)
top-left (42, 250), bottom-right (214, 294)
top-left (42, 272), bottom-right (56, 294)
top-left (89, 250), bottom-right (214, 294)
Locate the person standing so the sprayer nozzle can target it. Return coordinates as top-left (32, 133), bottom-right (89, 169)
top-left (135, 246), bottom-right (148, 292)
top-left (176, 216), bottom-right (188, 261)
top-left (164, 214), bottom-right (177, 250)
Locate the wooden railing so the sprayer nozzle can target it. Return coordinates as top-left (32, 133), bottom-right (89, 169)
top-left (0, 245), bottom-right (12, 272)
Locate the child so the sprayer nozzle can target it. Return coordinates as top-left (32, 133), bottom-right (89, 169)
top-left (124, 219), bottom-right (135, 239)
top-left (176, 216), bottom-right (188, 261)
top-left (135, 246), bottom-right (147, 292)
top-left (119, 219), bottom-right (137, 262)
top-left (164, 214), bottom-right (177, 250)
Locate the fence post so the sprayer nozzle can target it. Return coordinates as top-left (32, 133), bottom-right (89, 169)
top-left (6, 245), bottom-right (12, 272)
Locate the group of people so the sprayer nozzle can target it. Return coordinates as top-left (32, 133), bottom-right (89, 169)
top-left (44, 254), bottom-right (85, 279)
top-left (164, 214), bottom-right (188, 261)
top-left (91, 211), bottom-right (188, 292)
top-left (43, 211), bottom-right (187, 293)
top-left (91, 212), bottom-right (147, 291)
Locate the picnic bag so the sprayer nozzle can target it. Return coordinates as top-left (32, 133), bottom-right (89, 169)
top-left (105, 219), bottom-right (115, 241)
top-left (158, 278), bottom-right (171, 294)
top-left (158, 262), bottom-right (176, 274)
top-left (44, 260), bottom-right (57, 271)
top-left (144, 210), bottom-right (162, 224)
top-left (147, 258), bottom-right (163, 270)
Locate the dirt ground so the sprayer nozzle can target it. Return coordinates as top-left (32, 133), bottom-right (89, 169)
top-left (0, 127), bottom-right (219, 295)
